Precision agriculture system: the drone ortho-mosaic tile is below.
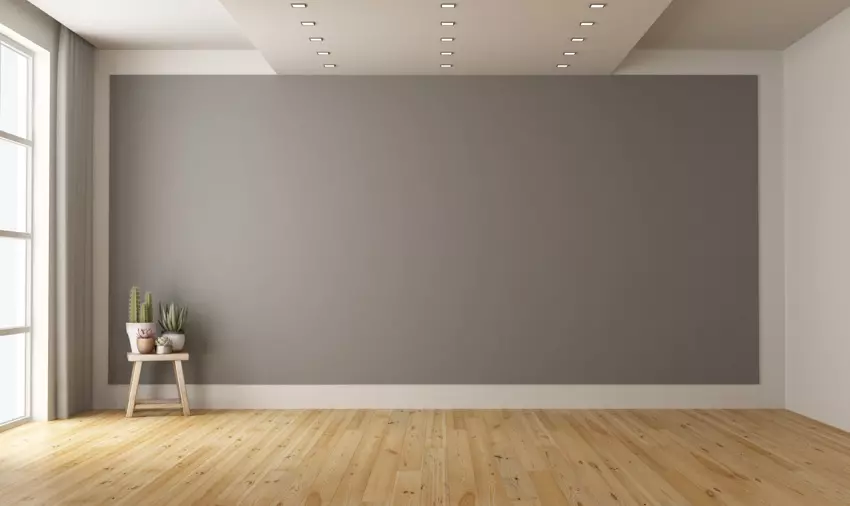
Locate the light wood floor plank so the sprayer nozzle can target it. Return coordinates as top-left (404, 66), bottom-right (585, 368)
top-left (188, 410), bottom-right (320, 506)
top-left (1, 409), bottom-right (849, 505)
top-left (237, 410), bottom-right (353, 505)
top-left (466, 414), bottom-right (512, 506)
top-left (303, 428), bottom-right (364, 505)
top-left (328, 411), bottom-right (391, 506)
top-left (446, 429), bottom-right (476, 506)
top-left (421, 447), bottom-right (448, 506)
top-left (390, 470), bottom-right (423, 506)
top-left (362, 410), bottom-right (412, 503)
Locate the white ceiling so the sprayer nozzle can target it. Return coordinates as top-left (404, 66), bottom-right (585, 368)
top-left (219, 0), bottom-right (671, 75)
top-left (26, 0), bottom-right (850, 72)
top-left (27, 0), bottom-right (252, 49)
top-left (639, 0), bottom-right (850, 50)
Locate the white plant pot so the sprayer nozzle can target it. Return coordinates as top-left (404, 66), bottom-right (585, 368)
top-left (126, 322), bottom-right (157, 353)
top-left (164, 332), bottom-right (185, 351)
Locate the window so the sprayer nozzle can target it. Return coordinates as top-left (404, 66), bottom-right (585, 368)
top-left (0, 33), bottom-right (32, 426)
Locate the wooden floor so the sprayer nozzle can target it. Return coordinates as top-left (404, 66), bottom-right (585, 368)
top-left (1, 410), bottom-right (850, 505)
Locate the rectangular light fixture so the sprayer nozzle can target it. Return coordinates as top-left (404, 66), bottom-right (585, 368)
top-left (441, 64), bottom-right (453, 68)
top-left (441, 21), bottom-right (456, 26)
top-left (441, 51), bottom-right (454, 56)
top-left (301, 21), bottom-right (316, 26)
top-left (441, 37), bottom-right (455, 42)
top-left (556, 64), bottom-right (570, 68)
top-left (309, 37), bottom-right (323, 42)
top-left (580, 21), bottom-right (595, 26)
top-left (590, 3), bottom-right (606, 8)
top-left (441, 3), bottom-right (457, 7)
top-left (571, 37), bottom-right (585, 42)
top-left (317, 51), bottom-right (330, 55)
top-left (323, 63), bottom-right (336, 68)
top-left (564, 52), bottom-right (577, 56)
top-left (291, 3), bottom-right (307, 7)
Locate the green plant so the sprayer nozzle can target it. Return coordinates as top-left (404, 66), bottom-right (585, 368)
top-left (129, 287), bottom-right (155, 323)
top-left (128, 286), bottom-right (140, 323)
top-left (155, 335), bottom-right (171, 346)
top-left (140, 292), bottom-right (153, 323)
top-left (159, 302), bottom-right (188, 334)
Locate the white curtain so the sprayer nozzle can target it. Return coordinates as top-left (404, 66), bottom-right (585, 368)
top-left (55, 26), bottom-right (94, 418)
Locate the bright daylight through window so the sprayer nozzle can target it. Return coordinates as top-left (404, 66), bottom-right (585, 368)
top-left (0, 33), bottom-right (33, 426)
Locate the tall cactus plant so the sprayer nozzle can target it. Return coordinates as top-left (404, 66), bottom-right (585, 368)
top-left (129, 287), bottom-right (155, 323)
top-left (139, 292), bottom-right (154, 323)
top-left (128, 286), bottom-right (140, 323)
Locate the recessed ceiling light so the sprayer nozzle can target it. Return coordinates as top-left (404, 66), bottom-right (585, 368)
top-left (564, 52), bottom-right (577, 56)
top-left (441, 3), bottom-right (457, 8)
top-left (291, 3), bottom-right (307, 7)
top-left (571, 37), bottom-right (586, 42)
top-left (590, 3), bottom-right (606, 8)
top-left (317, 51), bottom-right (330, 55)
top-left (441, 37), bottom-right (455, 42)
top-left (441, 64), bottom-right (453, 68)
top-left (441, 21), bottom-right (456, 26)
top-left (580, 21), bottom-right (595, 26)
top-left (441, 51), bottom-right (454, 56)
top-left (301, 21), bottom-right (316, 26)
top-left (556, 64), bottom-right (570, 68)
top-left (309, 37), bottom-right (323, 42)
top-left (323, 64), bottom-right (336, 68)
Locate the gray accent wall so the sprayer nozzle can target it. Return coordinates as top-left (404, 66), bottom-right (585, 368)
top-left (109, 75), bottom-right (759, 385)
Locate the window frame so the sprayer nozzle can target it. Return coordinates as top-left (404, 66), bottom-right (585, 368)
top-left (0, 31), bottom-right (34, 428)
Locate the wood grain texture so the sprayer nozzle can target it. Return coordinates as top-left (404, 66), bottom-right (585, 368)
top-left (1, 410), bottom-right (849, 505)
top-left (127, 352), bottom-right (189, 362)
top-left (124, 356), bottom-right (191, 418)
top-left (173, 361), bottom-right (191, 416)
top-left (125, 362), bottom-right (142, 417)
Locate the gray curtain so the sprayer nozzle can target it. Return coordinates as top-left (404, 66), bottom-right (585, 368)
top-left (55, 26), bottom-right (94, 418)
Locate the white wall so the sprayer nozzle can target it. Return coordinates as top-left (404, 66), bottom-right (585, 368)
top-left (93, 49), bottom-right (786, 409)
top-left (785, 7), bottom-right (850, 431)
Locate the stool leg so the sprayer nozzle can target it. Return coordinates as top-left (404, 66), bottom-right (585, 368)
top-left (173, 361), bottom-right (191, 416)
top-left (126, 362), bottom-right (142, 418)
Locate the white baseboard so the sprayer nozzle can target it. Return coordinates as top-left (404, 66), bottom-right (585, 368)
top-left (98, 384), bottom-right (778, 410)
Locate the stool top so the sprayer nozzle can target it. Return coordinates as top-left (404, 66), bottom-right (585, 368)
top-left (127, 352), bottom-right (189, 362)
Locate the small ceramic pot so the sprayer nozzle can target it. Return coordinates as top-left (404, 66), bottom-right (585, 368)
top-left (126, 322), bottom-right (156, 353)
top-left (156, 344), bottom-right (172, 355)
top-left (137, 337), bottom-right (155, 354)
top-left (164, 332), bottom-right (185, 352)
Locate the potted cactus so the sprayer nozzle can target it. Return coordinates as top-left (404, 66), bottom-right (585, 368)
top-left (155, 335), bottom-right (172, 355)
top-left (136, 328), bottom-right (155, 354)
top-left (126, 287), bottom-right (156, 353)
top-left (158, 302), bottom-right (188, 352)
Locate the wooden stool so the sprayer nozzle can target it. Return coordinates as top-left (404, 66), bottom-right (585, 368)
top-left (126, 352), bottom-right (191, 417)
